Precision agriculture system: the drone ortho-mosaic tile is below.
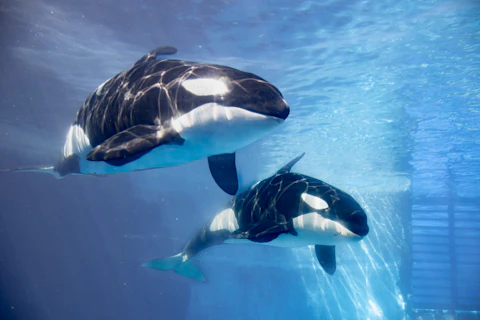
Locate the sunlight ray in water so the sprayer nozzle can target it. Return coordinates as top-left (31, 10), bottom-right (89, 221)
top-left (284, 141), bottom-right (410, 320)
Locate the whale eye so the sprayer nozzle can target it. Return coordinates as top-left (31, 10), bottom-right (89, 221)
top-left (182, 78), bottom-right (229, 96)
top-left (301, 193), bottom-right (329, 210)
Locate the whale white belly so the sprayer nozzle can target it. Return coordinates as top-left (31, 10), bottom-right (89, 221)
top-left (224, 212), bottom-right (364, 248)
top-left (67, 103), bottom-right (283, 175)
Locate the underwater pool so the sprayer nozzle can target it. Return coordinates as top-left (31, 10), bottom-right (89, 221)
top-left (0, 0), bottom-right (479, 319)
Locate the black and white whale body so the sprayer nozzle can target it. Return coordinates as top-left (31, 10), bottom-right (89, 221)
top-left (5, 46), bottom-right (289, 195)
top-left (143, 153), bottom-right (369, 281)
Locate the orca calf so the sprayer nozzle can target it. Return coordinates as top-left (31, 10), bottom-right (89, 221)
top-left (144, 153), bottom-right (369, 281)
top-left (4, 46), bottom-right (289, 195)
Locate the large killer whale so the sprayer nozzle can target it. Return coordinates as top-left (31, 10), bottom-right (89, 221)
top-left (143, 153), bottom-right (369, 281)
top-left (5, 46), bottom-right (289, 195)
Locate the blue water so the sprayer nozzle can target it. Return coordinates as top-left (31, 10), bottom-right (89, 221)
top-left (0, 0), bottom-right (479, 319)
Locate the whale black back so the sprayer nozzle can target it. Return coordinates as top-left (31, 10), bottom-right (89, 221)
top-left (73, 51), bottom-right (285, 149)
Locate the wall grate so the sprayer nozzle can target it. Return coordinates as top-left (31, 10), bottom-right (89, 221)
top-left (411, 196), bottom-right (480, 311)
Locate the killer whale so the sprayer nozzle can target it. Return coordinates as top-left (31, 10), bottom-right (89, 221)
top-left (143, 153), bottom-right (369, 281)
top-left (3, 46), bottom-right (289, 195)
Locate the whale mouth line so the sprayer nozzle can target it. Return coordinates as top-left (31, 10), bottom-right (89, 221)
top-left (351, 228), bottom-right (369, 238)
top-left (248, 113), bottom-right (285, 123)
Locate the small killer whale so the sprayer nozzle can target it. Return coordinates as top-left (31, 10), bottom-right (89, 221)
top-left (143, 153), bottom-right (369, 281)
top-left (3, 46), bottom-right (289, 195)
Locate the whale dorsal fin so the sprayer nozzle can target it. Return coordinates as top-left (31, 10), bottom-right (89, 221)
top-left (135, 46), bottom-right (178, 65)
top-left (276, 153), bottom-right (305, 175)
top-left (147, 46), bottom-right (177, 59)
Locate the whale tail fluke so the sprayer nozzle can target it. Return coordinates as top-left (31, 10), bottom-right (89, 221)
top-left (142, 253), bottom-right (205, 282)
top-left (0, 165), bottom-right (61, 179)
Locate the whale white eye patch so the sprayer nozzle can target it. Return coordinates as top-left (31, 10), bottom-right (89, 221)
top-left (182, 78), bottom-right (229, 96)
top-left (301, 193), bottom-right (329, 210)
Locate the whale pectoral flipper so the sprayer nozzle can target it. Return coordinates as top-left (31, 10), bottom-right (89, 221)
top-left (208, 153), bottom-right (239, 195)
top-left (230, 219), bottom-right (296, 243)
top-left (315, 245), bottom-right (336, 275)
top-left (86, 124), bottom-right (185, 163)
